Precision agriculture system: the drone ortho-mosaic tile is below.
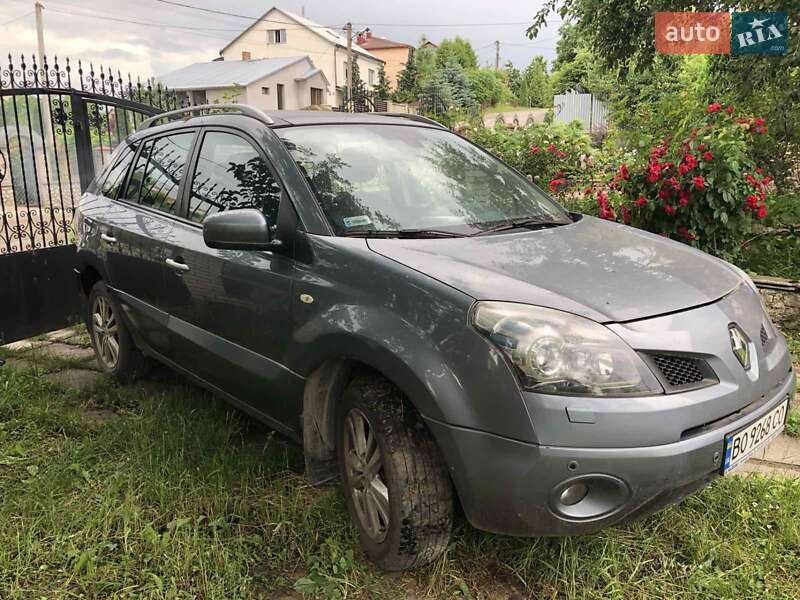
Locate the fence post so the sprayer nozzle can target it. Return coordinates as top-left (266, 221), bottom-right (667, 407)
top-left (70, 93), bottom-right (95, 191)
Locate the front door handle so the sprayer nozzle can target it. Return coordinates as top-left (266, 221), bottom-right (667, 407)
top-left (165, 257), bottom-right (190, 272)
top-left (100, 233), bottom-right (117, 244)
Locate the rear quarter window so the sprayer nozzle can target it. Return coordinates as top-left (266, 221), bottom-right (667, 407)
top-left (98, 143), bottom-right (137, 199)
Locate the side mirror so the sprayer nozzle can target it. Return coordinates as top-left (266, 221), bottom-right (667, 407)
top-left (203, 209), bottom-right (275, 250)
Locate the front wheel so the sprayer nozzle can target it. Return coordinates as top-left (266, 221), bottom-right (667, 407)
top-left (337, 375), bottom-right (453, 570)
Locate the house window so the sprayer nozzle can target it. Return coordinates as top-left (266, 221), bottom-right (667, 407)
top-left (261, 87), bottom-right (270, 95)
top-left (276, 84), bottom-right (284, 109)
top-left (268, 29), bottom-right (287, 44)
top-left (310, 87), bottom-right (323, 106)
top-left (368, 69), bottom-right (376, 85)
top-left (191, 90), bottom-right (207, 106)
top-left (241, 51), bottom-right (251, 61)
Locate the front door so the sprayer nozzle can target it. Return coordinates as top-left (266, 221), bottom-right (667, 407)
top-left (103, 129), bottom-right (197, 356)
top-left (164, 128), bottom-right (303, 434)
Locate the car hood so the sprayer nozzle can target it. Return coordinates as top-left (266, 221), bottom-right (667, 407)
top-left (367, 216), bottom-right (742, 323)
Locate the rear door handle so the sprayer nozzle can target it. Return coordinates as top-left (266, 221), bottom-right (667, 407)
top-left (101, 233), bottom-right (117, 244)
top-left (165, 257), bottom-right (190, 272)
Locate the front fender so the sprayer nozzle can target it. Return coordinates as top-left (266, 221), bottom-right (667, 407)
top-left (288, 245), bottom-right (538, 443)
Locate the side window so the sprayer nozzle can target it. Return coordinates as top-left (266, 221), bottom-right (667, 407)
top-left (123, 139), bottom-right (153, 201)
top-left (100, 143), bottom-right (136, 199)
top-left (187, 131), bottom-right (282, 225)
top-left (137, 132), bottom-right (196, 214)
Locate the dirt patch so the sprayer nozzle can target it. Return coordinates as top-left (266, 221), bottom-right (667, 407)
top-left (84, 407), bottom-right (119, 424)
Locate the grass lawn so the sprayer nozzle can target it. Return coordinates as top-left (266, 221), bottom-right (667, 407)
top-left (0, 334), bottom-right (797, 599)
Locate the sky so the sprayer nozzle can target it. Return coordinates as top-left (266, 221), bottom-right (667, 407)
top-left (1, 0), bottom-right (564, 80)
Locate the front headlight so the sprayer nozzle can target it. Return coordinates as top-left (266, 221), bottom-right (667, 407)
top-left (471, 301), bottom-right (662, 396)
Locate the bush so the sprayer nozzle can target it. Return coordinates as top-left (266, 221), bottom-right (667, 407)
top-left (589, 103), bottom-right (775, 259)
top-left (467, 121), bottom-right (597, 204)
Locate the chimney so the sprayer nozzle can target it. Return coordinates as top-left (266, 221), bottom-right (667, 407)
top-left (242, 51), bottom-right (251, 61)
top-left (356, 34), bottom-right (366, 45)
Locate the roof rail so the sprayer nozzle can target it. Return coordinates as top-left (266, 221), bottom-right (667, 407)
top-left (372, 112), bottom-right (447, 129)
top-left (138, 103), bottom-right (275, 130)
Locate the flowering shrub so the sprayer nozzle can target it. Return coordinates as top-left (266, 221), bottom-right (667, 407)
top-left (591, 103), bottom-right (774, 257)
top-left (467, 121), bottom-right (596, 204)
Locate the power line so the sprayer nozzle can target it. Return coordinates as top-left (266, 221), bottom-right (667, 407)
top-left (45, 8), bottom-right (233, 39)
top-left (1, 10), bottom-right (34, 26)
top-left (148, 0), bottom-right (559, 29)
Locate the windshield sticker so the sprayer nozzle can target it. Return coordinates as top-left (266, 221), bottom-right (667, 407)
top-left (343, 215), bottom-right (372, 228)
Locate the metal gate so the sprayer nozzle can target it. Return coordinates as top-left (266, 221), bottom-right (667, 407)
top-left (0, 53), bottom-right (178, 344)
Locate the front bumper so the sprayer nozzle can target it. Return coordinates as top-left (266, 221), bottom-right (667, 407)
top-left (425, 368), bottom-right (795, 537)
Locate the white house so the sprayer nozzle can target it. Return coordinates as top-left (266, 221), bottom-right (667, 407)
top-left (218, 7), bottom-right (384, 106)
top-left (158, 56), bottom-right (329, 111)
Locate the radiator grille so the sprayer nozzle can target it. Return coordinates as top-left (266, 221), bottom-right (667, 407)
top-left (651, 354), bottom-right (706, 388)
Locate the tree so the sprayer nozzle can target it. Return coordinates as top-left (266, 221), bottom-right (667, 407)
top-left (516, 57), bottom-right (552, 107)
top-left (435, 37), bottom-right (478, 70)
top-left (394, 47), bottom-right (418, 102)
top-left (415, 36), bottom-right (438, 86)
top-left (346, 56), bottom-right (368, 110)
top-left (440, 58), bottom-right (477, 109)
top-left (466, 67), bottom-right (510, 107)
top-left (552, 23), bottom-right (582, 71)
top-left (374, 64), bottom-right (390, 100)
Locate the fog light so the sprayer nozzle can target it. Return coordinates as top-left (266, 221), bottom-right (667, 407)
top-left (559, 482), bottom-right (589, 506)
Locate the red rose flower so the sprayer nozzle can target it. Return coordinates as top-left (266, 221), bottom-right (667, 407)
top-left (549, 178), bottom-right (566, 192)
top-left (556, 150), bottom-right (567, 158)
top-left (678, 189), bottom-right (690, 207)
top-left (725, 105), bottom-right (734, 115)
top-left (677, 226), bottom-right (696, 241)
top-left (763, 176), bottom-right (771, 185)
top-left (530, 146), bottom-right (540, 154)
top-left (698, 143), bottom-right (707, 151)
top-left (633, 195), bottom-right (647, 206)
top-left (703, 151), bottom-right (713, 161)
top-left (756, 126), bottom-right (768, 134)
top-left (664, 204), bottom-right (676, 215)
top-left (647, 163), bottom-right (662, 183)
top-left (692, 176), bottom-right (705, 190)
top-left (755, 167), bottom-right (763, 174)
top-left (583, 187), bottom-right (592, 196)
top-left (620, 206), bottom-right (631, 224)
top-left (545, 143), bottom-right (557, 153)
top-left (757, 204), bottom-right (767, 220)
top-left (746, 194), bottom-right (759, 209)
top-left (754, 117), bottom-right (765, 126)
top-left (619, 163), bottom-right (630, 180)
top-left (707, 103), bottom-right (722, 113)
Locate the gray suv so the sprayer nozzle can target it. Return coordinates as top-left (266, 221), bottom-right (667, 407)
top-left (74, 105), bottom-right (795, 570)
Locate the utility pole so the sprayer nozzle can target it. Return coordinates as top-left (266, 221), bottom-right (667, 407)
top-left (35, 1), bottom-right (54, 155)
top-left (495, 40), bottom-right (500, 70)
top-left (35, 1), bottom-right (46, 69)
top-left (346, 22), bottom-right (353, 111)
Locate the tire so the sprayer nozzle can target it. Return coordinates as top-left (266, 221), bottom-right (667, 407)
top-left (87, 281), bottom-right (148, 382)
top-left (336, 375), bottom-right (453, 570)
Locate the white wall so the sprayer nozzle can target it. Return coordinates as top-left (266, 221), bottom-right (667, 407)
top-left (220, 8), bottom-right (382, 105)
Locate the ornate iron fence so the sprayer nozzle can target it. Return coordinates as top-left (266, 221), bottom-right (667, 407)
top-left (0, 53), bottom-right (178, 255)
top-left (0, 53), bottom-right (178, 344)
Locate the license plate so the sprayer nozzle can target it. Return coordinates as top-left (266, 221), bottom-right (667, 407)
top-left (722, 398), bottom-right (789, 474)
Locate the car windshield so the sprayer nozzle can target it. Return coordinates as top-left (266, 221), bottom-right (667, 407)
top-left (277, 124), bottom-right (571, 235)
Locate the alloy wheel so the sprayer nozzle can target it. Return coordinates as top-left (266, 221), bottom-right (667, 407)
top-left (343, 408), bottom-right (390, 542)
top-left (91, 295), bottom-right (119, 369)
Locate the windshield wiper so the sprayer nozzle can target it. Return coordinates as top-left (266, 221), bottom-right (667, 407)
top-left (472, 217), bottom-right (568, 236)
top-left (341, 228), bottom-right (467, 239)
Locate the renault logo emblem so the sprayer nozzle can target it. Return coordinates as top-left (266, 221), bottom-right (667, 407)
top-left (729, 324), bottom-right (751, 370)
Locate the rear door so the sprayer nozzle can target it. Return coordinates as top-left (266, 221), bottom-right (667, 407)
top-left (163, 127), bottom-right (303, 433)
top-left (103, 128), bottom-right (197, 355)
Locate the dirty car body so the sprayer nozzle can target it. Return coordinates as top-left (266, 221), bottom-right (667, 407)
top-left (74, 108), bottom-right (795, 563)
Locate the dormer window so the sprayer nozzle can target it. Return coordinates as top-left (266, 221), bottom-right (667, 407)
top-left (268, 29), bottom-right (287, 44)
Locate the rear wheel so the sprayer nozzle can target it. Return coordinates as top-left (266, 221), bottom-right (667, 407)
top-left (87, 281), bottom-right (147, 382)
top-left (337, 375), bottom-right (453, 570)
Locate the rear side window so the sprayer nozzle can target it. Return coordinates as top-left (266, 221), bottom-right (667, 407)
top-left (137, 132), bottom-right (196, 214)
top-left (99, 143), bottom-right (136, 199)
top-left (187, 131), bottom-right (282, 224)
